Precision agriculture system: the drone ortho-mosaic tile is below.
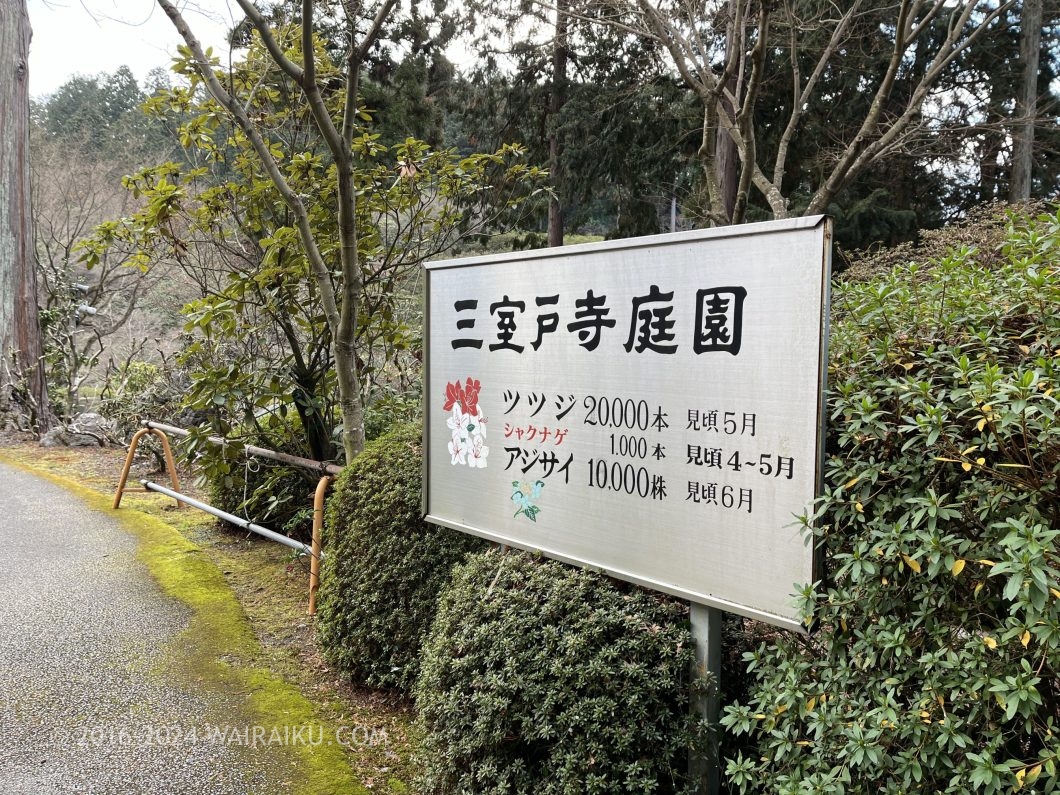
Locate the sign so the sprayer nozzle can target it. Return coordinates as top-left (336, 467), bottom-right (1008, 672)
top-left (423, 216), bottom-right (831, 632)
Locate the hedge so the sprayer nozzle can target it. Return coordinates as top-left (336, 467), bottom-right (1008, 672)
top-left (315, 422), bottom-right (485, 692)
top-left (415, 548), bottom-right (707, 794)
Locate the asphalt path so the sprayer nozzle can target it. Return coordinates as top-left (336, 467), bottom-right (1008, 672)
top-left (0, 460), bottom-right (296, 794)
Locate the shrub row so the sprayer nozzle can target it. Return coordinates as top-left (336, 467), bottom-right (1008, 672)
top-left (316, 424), bottom-right (705, 791)
top-left (415, 549), bottom-right (705, 794)
top-left (316, 423), bottom-right (486, 691)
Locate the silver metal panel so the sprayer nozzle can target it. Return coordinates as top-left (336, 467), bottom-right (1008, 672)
top-left (424, 216), bottom-right (831, 632)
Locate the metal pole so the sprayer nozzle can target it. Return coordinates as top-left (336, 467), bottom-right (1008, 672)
top-left (114, 428), bottom-right (182, 509)
top-left (143, 421), bottom-right (343, 476)
top-left (689, 602), bottom-right (723, 795)
top-left (114, 428), bottom-right (150, 509)
top-left (154, 428), bottom-right (184, 506)
top-left (140, 479), bottom-right (319, 559)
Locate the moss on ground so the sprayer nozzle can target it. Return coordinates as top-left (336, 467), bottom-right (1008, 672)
top-left (0, 448), bottom-right (366, 795)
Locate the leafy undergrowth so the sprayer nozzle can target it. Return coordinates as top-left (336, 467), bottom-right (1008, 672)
top-left (0, 438), bottom-right (419, 794)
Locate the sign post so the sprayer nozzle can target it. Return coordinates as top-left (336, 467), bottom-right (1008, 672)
top-left (423, 215), bottom-right (832, 786)
top-left (690, 602), bottom-right (723, 795)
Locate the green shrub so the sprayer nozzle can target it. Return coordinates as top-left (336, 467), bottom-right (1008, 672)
top-left (721, 206), bottom-right (1060, 793)
top-left (195, 414), bottom-right (319, 541)
top-left (316, 422), bottom-right (485, 691)
top-left (415, 548), bottom-right (706, 794)
top-left (839, 198), bottom-right (1051, 280)
top-left (98, 359), bottom-right (189, 439)
top-left (363, 392), bottom-right (421, 442)
top-left (204, 453), bottom-right (316, 540)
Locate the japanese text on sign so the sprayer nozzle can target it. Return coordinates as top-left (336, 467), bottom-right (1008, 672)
top-left (425, 216), bottom-right (832, 632)
top-left (451, 286), bottom-right (747, 356)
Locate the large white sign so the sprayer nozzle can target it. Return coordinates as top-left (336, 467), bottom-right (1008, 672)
top-left (423, 216), bottom-right (831, 631)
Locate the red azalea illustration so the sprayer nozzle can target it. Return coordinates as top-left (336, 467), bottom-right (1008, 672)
top-left (463, 377), bottom-right (481, 415)
top-left (443, 380), bottom-right (466, 412)
top-left (442, 376), bottom-right (489, 470)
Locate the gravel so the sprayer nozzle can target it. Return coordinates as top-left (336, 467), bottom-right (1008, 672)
top-left (0, 462), bottom-right (299, 794)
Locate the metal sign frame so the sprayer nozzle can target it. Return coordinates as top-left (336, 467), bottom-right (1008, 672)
top-left (419, 216), bottom-right (826, 635)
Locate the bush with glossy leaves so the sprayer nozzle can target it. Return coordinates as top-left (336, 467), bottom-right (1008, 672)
top-left (722, 206), bottom-right (1060, 794)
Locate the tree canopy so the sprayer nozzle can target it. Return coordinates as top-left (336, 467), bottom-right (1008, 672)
top-left (26, 0), bottom-right (1057, 446)
top-left (79, 1), bottom-right (545, 463)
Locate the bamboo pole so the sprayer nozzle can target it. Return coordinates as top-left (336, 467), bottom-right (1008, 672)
top-left (113, 427), bottom-right (183, 508)
top-left (144, 421), bottom-right (343, 475)
top-left (307, 475), bottom-right (333, 616)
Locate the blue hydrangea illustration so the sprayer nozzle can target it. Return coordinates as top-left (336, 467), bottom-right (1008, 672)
top-left (511, 480), bottom-right (544, 522)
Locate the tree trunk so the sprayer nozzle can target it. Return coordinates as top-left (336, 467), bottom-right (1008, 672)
top-left (1009, 0), bottom-right (1042, 202)
top-left (715, 112), bottom-right (738, 223)
top-left (715, 7), bottom-right (741, 224)
top-left (0, 0), bottom-right (49, 432)
top-left (547, 0), bottom-right (569, 247)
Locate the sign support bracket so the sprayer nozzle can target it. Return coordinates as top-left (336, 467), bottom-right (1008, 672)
top-left (689, 602), bottom-right (722, 795)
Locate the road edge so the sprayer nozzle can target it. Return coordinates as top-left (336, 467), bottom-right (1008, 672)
top-left (0, 450), bottom-right (365, 795)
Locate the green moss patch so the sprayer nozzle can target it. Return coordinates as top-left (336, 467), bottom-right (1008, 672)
top-left (0, 451), bottom-right (364, 795)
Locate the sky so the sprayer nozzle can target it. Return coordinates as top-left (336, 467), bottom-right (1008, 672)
top-left (26, 0), bottom-right (239, 97)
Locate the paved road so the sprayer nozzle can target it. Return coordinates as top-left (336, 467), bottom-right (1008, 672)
top-left (0, 461), bottom-right (297, 794)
